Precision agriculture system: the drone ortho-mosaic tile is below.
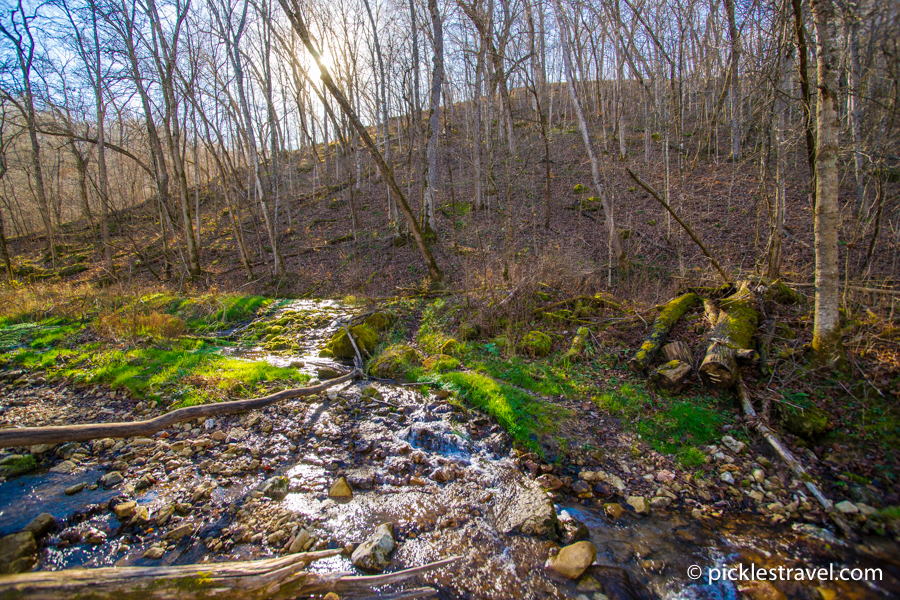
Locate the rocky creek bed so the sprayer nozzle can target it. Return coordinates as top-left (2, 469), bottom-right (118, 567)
top-left (0, 300), bottom-right (897, 599)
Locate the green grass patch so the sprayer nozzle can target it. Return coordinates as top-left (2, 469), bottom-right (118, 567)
top-left (637, 399), bottom-right (726, 455)
top-left (435, 370), bottom-right (570, 452)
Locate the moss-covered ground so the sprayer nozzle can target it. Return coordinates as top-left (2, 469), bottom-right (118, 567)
top-left (0, 290), bottom-right (307, 409)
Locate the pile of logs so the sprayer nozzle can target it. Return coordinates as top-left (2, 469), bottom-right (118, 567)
top-left (626, 279), bottom-right (838, 513)
top-left (628, 281), bottom-right (773, 393)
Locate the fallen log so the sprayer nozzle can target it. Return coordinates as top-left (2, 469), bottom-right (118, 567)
top-left (736, 377), bottom-right (833, 513)
top-left (0, 370), bottom-right (360, 448)
top-left (662, 341), bottom-right (693, 365)
top-left (0, 551), bottom-right (461, 600)
top-left (699, 283), bottom-right (759, 389)
top-left (628, 293), bottom-right (699, 373)
top-left (650, 360), bottom-right (692, 393)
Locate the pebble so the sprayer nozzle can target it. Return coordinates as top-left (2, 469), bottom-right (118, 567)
top-left (64, 482), bottom-right (86, 495)
top-left (626, 496), bottom-right (650, 515)
top-left (547, 541), bottom-right (597, 579)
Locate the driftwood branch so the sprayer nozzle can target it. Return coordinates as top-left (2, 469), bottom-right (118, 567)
top-left (626, 167), bottom-right (730, 284)
top-left (0, 551), bottom-right (461, 599)
top-left (0, 370), bottom-right (361, 448)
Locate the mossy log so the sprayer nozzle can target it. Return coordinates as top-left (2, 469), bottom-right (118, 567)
top-left (699, 283), bottom-right (759, 389)
top-left (0, 551), bottom-right (460, 599)
top-left (628, 293), bottom-right (700, 373)
top-left (0, 371), bottom-right (360, 448)
top-left (533, 295), bottom-right (622, 317)
top-left (564, 327), bottom-right (591, 362)
top-left (650, 360), bottom-right (692, 392)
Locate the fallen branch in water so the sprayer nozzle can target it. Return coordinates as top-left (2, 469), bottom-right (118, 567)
top-left (0, 550), bottom-right (461, 599)
top-left (0, 370), bottom-right (361, 448)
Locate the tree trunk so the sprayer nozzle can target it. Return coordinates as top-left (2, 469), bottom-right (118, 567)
top-left (809, 0), bottom-right (844, 364)
top-left (551, 0), bottom-right (626, 272)
top-left (278, 0), bottom-right (443, 283)
top-left (0, 371), bottom-right (359, 449)
top-left (422, 0), bottom-right (444, 234)
top-left (699, 282), bottom-right (759, 389)
top-left (628, 292), bottom-right (699, 373)
top-left (0, 550), bottom-right (460, 600)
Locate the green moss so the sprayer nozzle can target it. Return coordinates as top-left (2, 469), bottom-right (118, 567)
top-left (423, 355), bottom-right (459, 373)
top-left (328, 324), bottom-right (379, 358)
top-left (439, 339), bottom-right (458, 355)
top-left (519, 331), bottom-right (552, 357)
top-left (564, 327), bottom-right (591, 361)
top-left (0, 454), bottom-right (37, 477)
top-left (628, 292), bottom-right (699, 372)
top-left (573, 183), bottom-right (587, 194)
top-left (369, 343), bottom-right (422, 379)
top-left (364, 311), bottom-right (395, 332)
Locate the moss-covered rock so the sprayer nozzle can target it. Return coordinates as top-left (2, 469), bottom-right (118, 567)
top-left (0, 454), bottom-right (37, 478)
top-left (779, 405), bottom-right (831, 441)
top-left (459, 322), bottom-right (480, 341)
top-left (423, 355), bottom-right (460, 373)
top-left (519, 331), bottom-right (552, 357)
top-left (439, 339), bottom-right (458, 355)
top-left (369, 344), bottom-right (422, 379)
top-left (318, 348), bottom-right (335, 358)
top-left (364, 311), bottom-right (396, 332)
top-left (328, 325), bottom-right (379, 358)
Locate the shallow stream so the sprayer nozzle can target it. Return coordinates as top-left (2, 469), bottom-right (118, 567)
top-left (0, 299), bottom-right (897, 599)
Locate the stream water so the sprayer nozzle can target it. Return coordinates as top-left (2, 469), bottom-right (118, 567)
top-left (0, 299), bottom-right (897, 599)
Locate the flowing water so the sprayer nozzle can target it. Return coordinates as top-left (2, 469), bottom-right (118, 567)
top-left (1, 299), bottom-right (897, 599)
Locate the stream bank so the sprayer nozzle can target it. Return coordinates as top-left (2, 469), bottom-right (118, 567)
top-left (0, 299), bottom-right (897, 599)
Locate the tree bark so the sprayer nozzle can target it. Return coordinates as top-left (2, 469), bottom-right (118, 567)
top-left (809, 0), bottom-right (844, 364)
top-left (0, 550), bottom-right (460, 600)
top-left (628, 292), bottom-right (699, 373)
top-left (699, 282), bottom-right (759, 389)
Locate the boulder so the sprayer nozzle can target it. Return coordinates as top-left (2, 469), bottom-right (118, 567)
top-left (100, 471), bottom-right (124, 488)
top-left (364, 312), bottom-right (395, 332)
top-left (350, 523), bottom-right (394, 572)
top-left (113, 501), bottom-right (137, 519)
top-left (0, 532), bottom-right (37, 574)
top-left (558, 511), bottom-right (590, 545)
top-left (834, 500), bottom-right (859, 515)
top-left (22, 513), bottom-right (56, 540)
top-left (368, 344), bottom-right (422, 379)
top-left (494, 477), bottom-right (559, 539)
top-left (0, 454), bottom-right (37, 477)
top-left (519, 331), bottom-right (552, 357)
top-left (604, 503), bottom-right (625, 520)
top-left (328, 325), bottom-right (378, 358)
top-left (316, 366), bottom-right (345, 380)
top-left (547, 541), bottom-right (597, 579)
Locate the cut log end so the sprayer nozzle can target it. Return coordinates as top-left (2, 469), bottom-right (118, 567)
top-left (650, 360), bottom-right (692, 393)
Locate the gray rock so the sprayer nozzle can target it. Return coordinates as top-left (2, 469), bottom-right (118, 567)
top-left (626, 496), bottom-right (650, 515)
top-left (351, 523), bottom-right (395, 572)
top-left (22, 514), bottom-right (56, 540)
top-left (49, 460), bottom-right (77, 474)
top-left (262, 476), bottom-right (289, 500)
top-left (65, 482), bottom-right (86, 495)
top-left (721, 435), bottom-right (747, 455)
top-left (0, 531), bottom-right (37, 574)
top-left (165, 524), bottom-right (194, 541)
top-left (494, 476), bottom-right (559, 539)
top-left (649, 496), bottom-right (672, 509)
top-left (100, 471), bottom-right (124, 488)
top-left (834, 500), bottom-right (859, 515)
top-left (142, 546), bottom-right (165, 559)
top-left (719, 472), bottom-right (735, 485)
top-left (558, 511), bottom-right (590, 545)
top-left (289, 529), bottom-right (310, 554)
